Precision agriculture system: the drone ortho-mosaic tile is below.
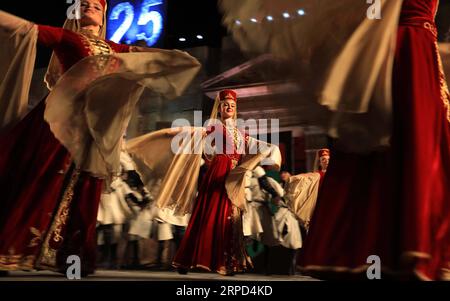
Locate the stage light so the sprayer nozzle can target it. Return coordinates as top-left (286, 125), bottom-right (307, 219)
top-left (297, 9), bottom-right (305, 16)
top-left (266, 15), bottom-right (273, 21)
top-left (196, 35), bottom-right (203, 39)
top-left (250, 18), bottom-right (257, 23)
top-left (283, 12), bottom-right (290, 19)
top-left (179, 37), bottom-right (186, 42)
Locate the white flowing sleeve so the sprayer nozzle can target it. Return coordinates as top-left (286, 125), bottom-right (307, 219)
top-left (220, 0), bottom-right (404, 152)
top-left (126, 127), bottom-right (205, 216)
top-left (284, 172), bottom-right (321, 231)
top-left (0, 10), bottom-right (35, 35)
top-left (43, 49), bottom-right (201, 178)
top-left (225, 136), bottom-right (282, 211)
top-left (0, 10), bottom-right (38, 131)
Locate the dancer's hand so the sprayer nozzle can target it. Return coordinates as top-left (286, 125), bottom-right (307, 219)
top-left (272, 196), bottom-right (282, 207)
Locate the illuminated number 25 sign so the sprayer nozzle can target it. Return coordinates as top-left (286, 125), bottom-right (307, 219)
top-left (107, 0), bottom-right (165, 47)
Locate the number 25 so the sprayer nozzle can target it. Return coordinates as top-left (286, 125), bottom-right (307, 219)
top-left (110, 0), bottom-right (163, 46)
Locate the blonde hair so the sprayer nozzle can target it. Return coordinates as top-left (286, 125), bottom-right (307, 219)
top-left (44, 2), bottom-right (108, 90)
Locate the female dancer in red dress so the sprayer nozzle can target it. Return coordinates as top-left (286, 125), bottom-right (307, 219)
top-left (299, 0), bottom-right (450, 280)
top-left (0, 0), bottom-right (199, 275)
top-left (220, 0), bottom-right (449, 280)
top-left (172, 90), bottom-right (252, 275)
top-left (124, 90), bottom-right (281, 276)
top-left (315, 148), bottom-right (330, 187)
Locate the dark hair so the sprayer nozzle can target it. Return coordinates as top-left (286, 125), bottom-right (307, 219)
top-left (125, 170), bottom-right (144, 188)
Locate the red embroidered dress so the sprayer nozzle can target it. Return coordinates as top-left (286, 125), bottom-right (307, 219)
top-left (172, 124), bottom-right (252, 275)
top-left (300, 0), bottom-right (450, 280)
top-left (0, 25), bottom-right (130, 274)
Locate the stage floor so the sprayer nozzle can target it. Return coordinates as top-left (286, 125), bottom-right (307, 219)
top-left (0, 269), bottom-right (318, 281)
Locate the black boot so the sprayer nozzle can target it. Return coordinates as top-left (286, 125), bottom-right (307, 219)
top-left (288, 249), bottom-right (298, 275)
top-left (263, 246), bottom-right (271, 275)
top-left (155, 240), bottom-right (164, 268)
top-left (173, 226), bottom-right (185, 252)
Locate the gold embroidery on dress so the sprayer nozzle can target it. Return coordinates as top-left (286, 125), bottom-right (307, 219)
top-left (36, 169), bottom-right (80, 269)
top-left (225, 125), bottom-right (243, 170)
top-left (79, 33), bottom-right (113, 56)
top-left (0, 246), bottom-right (35, 270)
top-left (436, 49), bottom-right (450, 124)
top-left (79, 33), bottom-right (115, 71)
top-left (424, 22), bottom-right (450, 123)
top-left (226, 125), bottom-right (243, 151)
top-left (28, 227), bottom-right (43, 248)
top-left (424, 22), bottom-right (438, 38)
top-left (227, 205), bottom-right (252, 274)
top-left (0, 254), bottom-right (35, 271)
top-left (230, 159), bottom-right (238, 169)
top-left (86, 38), bottom-right (113, 56)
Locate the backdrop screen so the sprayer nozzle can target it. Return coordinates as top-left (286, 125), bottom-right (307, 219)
top-left (106, 0), bottom-right (166, 47)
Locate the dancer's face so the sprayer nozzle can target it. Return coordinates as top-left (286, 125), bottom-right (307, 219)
top-left (80, 0), bottom-right (104, 28)
top-left (280, 171), bottom-right (291, 182)
top-left (220, 100), bottom-right (236, 120)
top-left (319, 155), bottom-right (330, 171)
